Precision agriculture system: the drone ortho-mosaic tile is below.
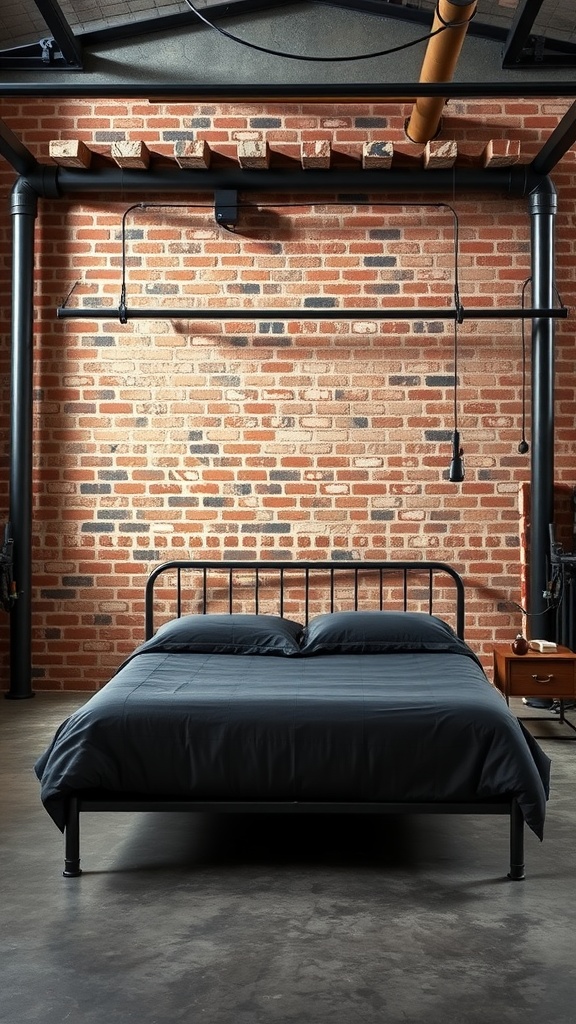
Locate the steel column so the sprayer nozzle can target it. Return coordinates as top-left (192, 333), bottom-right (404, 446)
top-left (529, 178), bottom-right (557, 639)
top-left (6, 179), bottom-right (37, 698)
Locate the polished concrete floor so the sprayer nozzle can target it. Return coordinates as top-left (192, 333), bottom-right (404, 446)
top-left (1, 693), bottom-right (575, 1024)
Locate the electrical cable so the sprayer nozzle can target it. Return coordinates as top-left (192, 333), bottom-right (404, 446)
top-left (182, 0), bottom-right (473, 62)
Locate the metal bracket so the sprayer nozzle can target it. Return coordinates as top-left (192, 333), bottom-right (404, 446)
top-left (214, 190), bottom-right (238, 229)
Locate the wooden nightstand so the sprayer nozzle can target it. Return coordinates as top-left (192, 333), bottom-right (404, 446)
top-left (492, 643), bottom-right (576, 734)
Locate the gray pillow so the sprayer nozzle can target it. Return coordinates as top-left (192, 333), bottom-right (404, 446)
top-left (300, 610), bottom-right (461, 655)
top-left (135, 613), bottom-right (303, 657)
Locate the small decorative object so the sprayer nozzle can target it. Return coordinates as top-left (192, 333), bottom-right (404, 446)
top-left (511, 633), bottom-right (530, 656)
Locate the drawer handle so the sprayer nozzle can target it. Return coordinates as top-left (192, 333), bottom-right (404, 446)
top-left (531, 673), bottom-right (554, 684)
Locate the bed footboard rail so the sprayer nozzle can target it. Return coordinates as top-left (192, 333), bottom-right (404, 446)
top-left (62, 795), bottom-right (524, 880)
top-left (145, 559), bottom-right (465, 640)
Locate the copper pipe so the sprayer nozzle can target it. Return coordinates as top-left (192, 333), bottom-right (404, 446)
top-left (406, 0), bottom-right (477, 145)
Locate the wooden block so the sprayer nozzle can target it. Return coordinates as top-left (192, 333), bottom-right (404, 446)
top-left (237, 140), bottom-right (270, 169)
top-left (174, 139), bottom-right (212, 169)
top-left (423, 140), bottom-right (457, 169)
top-left (482, 139), bottom-right (521, 168)
top-left (111, 141), bottom-right (150, 169)
top-left (49, 139), bottom-right (92, 168)
top-left (362, 141), bottom-right (393, 170)
top-left (301, 140), bottom-right (331, 169)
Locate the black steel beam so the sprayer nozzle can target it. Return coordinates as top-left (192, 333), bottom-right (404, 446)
top-left (56, 305), bottom-right (567, 321)
top-left (33, 0), bottom-right (83, 66)
top-left (38, 163), bottom-right (536, 197)
top-left (529, 177), bottom-right (557, 640)
top-left (1, 80), bottom-right (576, 99)
top-left (0, 118), bottom-right (38, 176)
top-left (6, 179), bottom-right (38, 699)
top-left (531, 99), bottom-right (576, 176)
top-left (502, 0), bottom-right (544, 68)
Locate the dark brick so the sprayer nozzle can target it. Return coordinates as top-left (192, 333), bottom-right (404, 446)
top-left (241, 523), bottom-right (291, 533)
top-left (162, 130), bottom-right (196, 140)
top-left (352, 417), bottom-right (369, 427)
top-left (119, 522), bottom-right (150, 532)
top-left (363, 256), bottom-right (397, 267)
top-left (414, 322), bottom-right (445, 333)
top-left (259, 322), bottom-right (285, 334)
top-left (97, 509), bottom-right (130, 520)
top-left (355, 117), bottom-right (388, 127)
top-left (370, 510), bottom-right (395, 521)
top-left (94, 336), bottom-right (116, 347)
top-left (203, 497), bottom-right (226, 507)
top-left (40, 589), bottom-right (76, 599)
top-left (389, 375), bottom-right (420, 386)
top-left (369, 229), bottom-right (401, 240)
top-left (190, 444), bottom-right (220, 454)
top-left (330, 550), bottom-right (358, 560)
top-left (249, 117), bottom-right (282, 127)
top-left (304, 297), bottom-right (337, 308)
top-left (133, 550), bottom-right (160, 560)
top-left (425, 430), bottom-right (452, 442)
top-left (98, 470), bottom-right (129, 480)
top-left (80, 484), bottom-right (111, 494)
top-left (62, 576), bottom-right (93, 587)
top-left (81, 523), bottom-right (114, 533)
top-left (270, 471), bottom-right (300, 481)
top-left (94, 614), bottom-right (113, 625)
top-left (94, 131), bottom-right (126, 141)
top-left (425, 375), bottom-right (456, 388)
top-left (145, 283), bottom-right (179, 295)
top-left (168, 496), bottom-right (200, 507)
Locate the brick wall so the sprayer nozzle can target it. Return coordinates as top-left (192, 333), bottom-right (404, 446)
top-left (0, 97), bottom-right (575, 688)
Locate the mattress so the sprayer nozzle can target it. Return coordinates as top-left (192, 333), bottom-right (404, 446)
top-left (35, 644), bottom-right (550, 838)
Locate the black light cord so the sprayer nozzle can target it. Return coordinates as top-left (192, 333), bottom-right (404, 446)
top-left (182, 0), bottom-right (473, 62)
top-left (518, 276), bottom-right (531, 455)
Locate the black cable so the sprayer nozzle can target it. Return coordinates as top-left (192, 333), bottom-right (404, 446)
top-left (517, 276), bottom-right (531, 455)
top-left (182, 0), bottom-right (461, 62)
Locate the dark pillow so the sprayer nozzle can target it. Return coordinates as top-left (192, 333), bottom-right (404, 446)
top-left (299, 610), bottom-right (461, 655)
top-left (135, 613), bottom-right (303, 657)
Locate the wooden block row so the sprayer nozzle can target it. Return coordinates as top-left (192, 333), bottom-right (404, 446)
top-left (49, 137), bottom-right (523, 172)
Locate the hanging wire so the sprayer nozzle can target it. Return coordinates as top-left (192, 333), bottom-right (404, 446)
top-left (518, 276), bottom-right (531, 455)
top-left (114, 198), bottom-right (463, 324)
top-left (182, 0), bottom-right (475, 63)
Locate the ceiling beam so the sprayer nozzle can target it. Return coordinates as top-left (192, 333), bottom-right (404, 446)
top-left (0, 118), bottom-right (38, 175)
top-left (531, 99), bottom-right (576, 176)
top-left (33, 0), bottom-right (83, 66)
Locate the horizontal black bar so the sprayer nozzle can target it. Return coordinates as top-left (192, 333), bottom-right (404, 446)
top-left (56, 305), bottom-right (568, 321)
top-left (2, 81), bottom-right (576, 99)
top-left (77, 797), bottom-right (512, 816)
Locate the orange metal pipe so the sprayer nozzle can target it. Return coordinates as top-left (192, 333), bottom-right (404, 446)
top-left (406, 0), bottom-right (477, 144)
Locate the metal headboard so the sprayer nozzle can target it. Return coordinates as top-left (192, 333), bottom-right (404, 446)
top-left (145, 559), bottom-right (465, 640)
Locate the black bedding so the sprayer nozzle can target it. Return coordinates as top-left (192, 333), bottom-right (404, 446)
top-left (35, 612), bottom-right (550, 840)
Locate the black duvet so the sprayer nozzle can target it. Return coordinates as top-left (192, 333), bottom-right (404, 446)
top-left (35, 627), bottom-right (551, 839)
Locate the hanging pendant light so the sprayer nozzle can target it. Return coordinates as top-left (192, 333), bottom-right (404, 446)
top-left (448, 310), bottom-right (465, 482)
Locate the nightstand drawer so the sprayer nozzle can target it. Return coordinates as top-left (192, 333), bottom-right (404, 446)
top-left (507, 658), bottom-right (575, 697)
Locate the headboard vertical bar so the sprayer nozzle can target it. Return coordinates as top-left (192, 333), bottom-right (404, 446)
top-left (255, 568), bottom-right (260, 615)
top-left (202, 567), bottom-right (207, 614)
top-left (228, 569), bottom-right (233, 614)
top-left (403, 568), bottom-right (408, 611)
top-left (354, 567), bottom-right (359, 611)
top-left (379, 568), bottom-right (384, 610)
top-left (279, 568), bottom-right (284, 618)
top-left (428, 568), bottom-right (433, 615)
top-left (305, 568), bottom-right (310, 624)
top-left (330, 568), bottom-right (335, 613)
top-left (177, 568), bottom-right (182, 619)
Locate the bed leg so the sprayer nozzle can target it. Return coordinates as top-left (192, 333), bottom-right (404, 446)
top-left (507, 800), bottom-right (525, 881)
top-left (63, 797), bottom-right (82, 877)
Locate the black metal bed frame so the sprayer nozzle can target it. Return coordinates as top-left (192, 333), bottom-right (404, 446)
top-left (62, 558), bottom-right (526, 880)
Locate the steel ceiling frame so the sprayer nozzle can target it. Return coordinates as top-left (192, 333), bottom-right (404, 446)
top-left (1, 0), bottom-right (575, 72)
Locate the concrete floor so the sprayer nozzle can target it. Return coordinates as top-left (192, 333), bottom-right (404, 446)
top-left (1, 693), bottom-right (575, 1024)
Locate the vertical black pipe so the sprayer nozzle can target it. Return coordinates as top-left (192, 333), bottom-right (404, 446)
top-left (6, 178), bottom-right (37, 698)
top-left (529, 177), bottom-right (557, 639)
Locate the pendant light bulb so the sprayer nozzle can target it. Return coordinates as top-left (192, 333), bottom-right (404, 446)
top-left (449, 430), bottom-right (465, 483)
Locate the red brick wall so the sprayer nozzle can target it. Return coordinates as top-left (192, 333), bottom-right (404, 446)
top-left (0, 97), bottom-right (575, 688)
